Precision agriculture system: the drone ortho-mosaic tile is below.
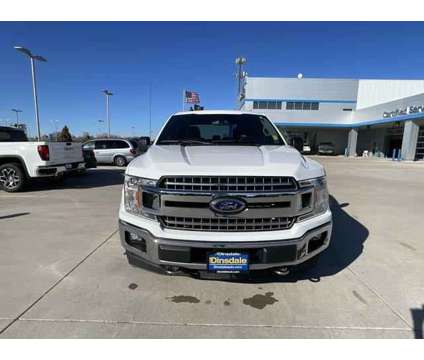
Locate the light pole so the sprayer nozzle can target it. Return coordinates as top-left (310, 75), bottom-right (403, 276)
top-left (102, 90), bottom-right (113, 138)
top-left (149, 83), bottom-right (152, 139)
top-left (235, 56), bottom-right (247, 107)
top-left (11, 109), bottom-right (22, 127)
top-left (14, 46), bottom-right (47, 141)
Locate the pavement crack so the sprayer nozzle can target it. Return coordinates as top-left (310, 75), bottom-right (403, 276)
top-left (0, 229), bottom-right (118, 336)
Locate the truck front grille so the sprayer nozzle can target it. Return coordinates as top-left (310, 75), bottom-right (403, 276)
top-left (159, 215), bottom-right (295, 232)
top-left (159, 176), bottom-right (297, 192)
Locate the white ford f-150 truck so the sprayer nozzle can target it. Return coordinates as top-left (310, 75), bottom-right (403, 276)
top-left (0, 126), bottom-right (85, 192)
top-left (119, 111), bottom-right (332, 276)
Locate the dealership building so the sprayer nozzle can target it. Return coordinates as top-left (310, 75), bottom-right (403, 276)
top-left (239, 76), bottom-right (424, 160)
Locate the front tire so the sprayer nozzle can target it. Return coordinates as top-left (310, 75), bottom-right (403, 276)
top-left (0, 163), bottom-right (26, 193)
top-left (114, 156), bottom-right (127, 167)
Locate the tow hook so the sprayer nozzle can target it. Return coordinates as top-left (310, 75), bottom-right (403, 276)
top-left (163, 265), bottom-right (182, 275)
top-left (273, 267), bottom-right (290, 276)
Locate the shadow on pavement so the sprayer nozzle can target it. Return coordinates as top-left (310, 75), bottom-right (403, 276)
top-left (411, 305), bottom-right (424, 339)
top-left (196, 195), bottom-right (369, 283)
top-left (26, 168), bottom-right (125, 192)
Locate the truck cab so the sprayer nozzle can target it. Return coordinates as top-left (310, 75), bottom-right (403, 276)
top-left (118, 111), bottom-right (332, 276)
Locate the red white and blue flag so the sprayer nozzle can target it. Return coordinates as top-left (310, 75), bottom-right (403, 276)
top-left (184, 90), bottom-right (200, 104)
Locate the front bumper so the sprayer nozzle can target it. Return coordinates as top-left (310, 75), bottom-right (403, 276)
top-left (119, 217), bottom-right (332, 272)
top-left (36, 162), bottom-right (85, 177)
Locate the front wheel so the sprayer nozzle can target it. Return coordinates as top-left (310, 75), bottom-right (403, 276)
top-left (114, 156), bottom-right (127, 167)
top-left (0, 163), bottom-right (26, 192)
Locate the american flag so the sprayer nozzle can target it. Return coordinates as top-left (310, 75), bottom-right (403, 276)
top-left (184, 90), bottom-right (200, 104)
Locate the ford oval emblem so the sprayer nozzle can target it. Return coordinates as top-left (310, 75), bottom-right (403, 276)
top-left (209, 197), bottom-right (247, 214)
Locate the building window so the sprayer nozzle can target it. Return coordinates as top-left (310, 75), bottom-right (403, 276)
top-left (253, 100), bottom-right (282, 110)
top-left (286, 101), bottom-right (319, 111)
top-left (302, 102), bottom-right (311, 110)
top-left (343, 108), bottom-right (353, 111)
top-left (311, 102), bottom-right (319, 110)
top-left (294, 102), bottom-right (303, 110)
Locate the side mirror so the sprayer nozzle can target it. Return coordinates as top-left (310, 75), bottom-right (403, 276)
top-left (138, 136), bottom-right (151, 152)
top-left (291, 136), bottom-right (303, 153)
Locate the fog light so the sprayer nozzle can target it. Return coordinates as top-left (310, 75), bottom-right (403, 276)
top-left (125, 231), bottom-right (147, 252)
top-left (307, 233), bottom-right (326, 253)
top-left (129, 232), bottom-right (143, 241)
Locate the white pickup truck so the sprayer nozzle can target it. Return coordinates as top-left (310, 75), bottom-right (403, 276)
top-left (119, 111), bottom-right (332, 276)
top-left (0, 126), bottom-right (85, 192)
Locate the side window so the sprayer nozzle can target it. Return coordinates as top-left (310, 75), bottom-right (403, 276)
top-left (0, 129), bottom-right (28, 142)
top-left (0, 131), bottom-right (11, 141)
top-left (95, 140), bottom-right (109, 149)
top-left (114, 140), bottom-right (130, 149)
top-left (83, 141), bottom-right (94, 150)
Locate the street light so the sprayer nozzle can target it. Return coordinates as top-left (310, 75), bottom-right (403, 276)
top-left (102, 90), bottom-right (113, 138)
top-left (11, 109), bottom-right (23, 127)
top-left (235, 57), bottom-right (247, 105)
top-left (14, 46), bottom-right (47, 141)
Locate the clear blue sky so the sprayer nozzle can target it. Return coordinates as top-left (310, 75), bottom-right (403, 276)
top-left (1, 22), bottom-right (424, 137)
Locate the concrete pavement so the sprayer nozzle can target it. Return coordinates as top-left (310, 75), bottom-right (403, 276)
top-left (0, 159), bottom-right (423, 338)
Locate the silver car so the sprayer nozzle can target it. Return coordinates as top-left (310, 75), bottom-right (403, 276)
top-left (82, 139), bottom-right (139, 166)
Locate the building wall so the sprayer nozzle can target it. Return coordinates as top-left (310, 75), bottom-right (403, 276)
top-left (242, 76), bottom-right (424, 128)
top-left (356, 80), bottom-right (424, 110)
top-left (244, 77), bottom-right (359, 101)
top-left (354, 92), bottom-right (424, 125)
top-left (240, 76), bottom-right (424, 158)
top-left (242, 77), bottom-right (358, 126)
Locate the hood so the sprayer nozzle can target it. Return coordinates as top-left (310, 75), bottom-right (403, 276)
top-left (127, 145), bottom-right (325, 180)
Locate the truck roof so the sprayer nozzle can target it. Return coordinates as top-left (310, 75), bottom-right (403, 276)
top-left (173, 110), bottom-right (257, 116)
top-left (0, 126), bottom-right (25, 131)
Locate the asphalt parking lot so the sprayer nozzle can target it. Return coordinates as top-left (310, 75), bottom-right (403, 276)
top-left (0, 157), bottom-right (423, 338)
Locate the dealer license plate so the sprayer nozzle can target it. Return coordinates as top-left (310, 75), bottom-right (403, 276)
top-left (208, 252), bottom-right (249, 273)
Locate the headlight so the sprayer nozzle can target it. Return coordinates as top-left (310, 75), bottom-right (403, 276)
top-left (124, 175), bottom-right (159, 219)
top-left (297, 176), bottom-right (329, 221)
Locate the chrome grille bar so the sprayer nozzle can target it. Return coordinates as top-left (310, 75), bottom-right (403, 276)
top-left (159, 176), bottom-right (297, 192)
top-left (159, 215), bottom-right (295, 232)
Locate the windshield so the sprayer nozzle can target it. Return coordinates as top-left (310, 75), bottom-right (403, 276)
top-left (156, 114), bottom-right (285, 146)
